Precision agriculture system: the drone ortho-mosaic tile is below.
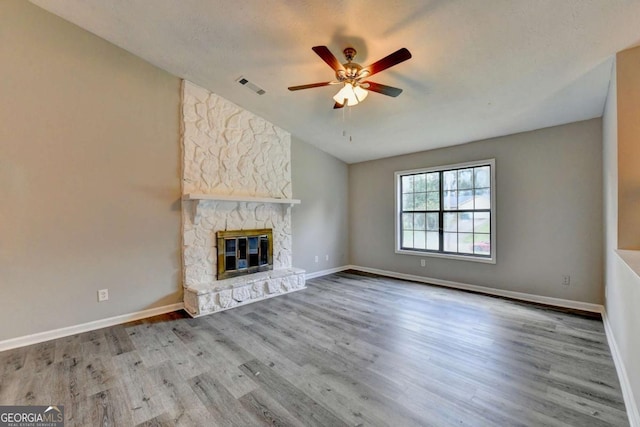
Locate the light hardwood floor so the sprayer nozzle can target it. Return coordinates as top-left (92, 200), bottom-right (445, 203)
top-left (0, 271), bottom-right (629, 426)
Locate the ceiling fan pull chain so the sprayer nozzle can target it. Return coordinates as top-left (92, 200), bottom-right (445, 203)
top-left (341, 101), bottom-right (349, 141)
top-left (348, 106), bottom-right (353, 143)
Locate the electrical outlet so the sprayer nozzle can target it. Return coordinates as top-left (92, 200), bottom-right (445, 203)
top-left (314, 255), bottom-right (319, 263)
top-left (420, 259), bottom-right (426, 267)
top-left (562, 275), bottom-right (570, 286)
top-left (98, 289), bottom-right (109, 302)
top-left (325, 255), bottom-right (329, 261)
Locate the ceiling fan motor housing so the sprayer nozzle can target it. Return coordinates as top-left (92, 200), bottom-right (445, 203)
top-left (337, 47), bottom-right (367, 82)
top-left (337, 63), bottom-right (364, 81)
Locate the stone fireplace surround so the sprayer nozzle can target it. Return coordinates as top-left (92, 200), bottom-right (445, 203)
top-left (181, 81), bottom-right (305, 317)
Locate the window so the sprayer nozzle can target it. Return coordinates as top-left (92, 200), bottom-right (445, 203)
top-left (395, 159), bottom-right (496, 263)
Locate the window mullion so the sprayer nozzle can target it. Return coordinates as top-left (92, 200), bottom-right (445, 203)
top-left (439, 171), bottom-right (444, 252)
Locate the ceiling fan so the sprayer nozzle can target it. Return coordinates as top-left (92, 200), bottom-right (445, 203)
top-left (288, 46), bottom-right (412, 109)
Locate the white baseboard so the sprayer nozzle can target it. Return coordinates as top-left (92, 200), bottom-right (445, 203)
top-left (348, 265), bottom-right (604, 313)
top-left (0, 302), bottom-right (185, 352)
top-left (602, 310), bottom-right (640, 427)
top-left (305, 265), bottom-right (352, 280)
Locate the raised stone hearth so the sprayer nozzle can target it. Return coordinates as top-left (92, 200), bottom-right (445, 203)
top-left (180, 80), bottom-right (305, 318)
top-left (183, 267), bottom-right (305, 317)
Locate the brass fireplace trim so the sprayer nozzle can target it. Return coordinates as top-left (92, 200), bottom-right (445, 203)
top-left (216, 228), bottom-right (273, 280)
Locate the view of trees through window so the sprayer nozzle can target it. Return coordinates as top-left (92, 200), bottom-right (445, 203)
top-left (399, 162), bottom-right (492, 258)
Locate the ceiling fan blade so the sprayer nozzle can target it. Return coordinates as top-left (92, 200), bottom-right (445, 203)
top-left (288, 82), bottom-right (333, 91)
top-left (333, 102), bottom-right (345, 109)
top-left (312, 46), bottom-right (345, 72)
top-left (364, 48), bottom-right (412, 77)
top-left (363, 81), bottom-right (403, 97)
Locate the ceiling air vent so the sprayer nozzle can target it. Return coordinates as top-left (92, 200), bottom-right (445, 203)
top-left (236, 76), bottom-right (266, 95)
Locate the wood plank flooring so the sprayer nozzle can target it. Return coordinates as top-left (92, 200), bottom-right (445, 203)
top-left (0, 271), bottom-right (629, 426)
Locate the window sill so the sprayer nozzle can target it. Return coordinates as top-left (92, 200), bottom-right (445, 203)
top-left (396, 248), bottom-right (496, 264)
top-left (616, 249), bottom-right (640, 278)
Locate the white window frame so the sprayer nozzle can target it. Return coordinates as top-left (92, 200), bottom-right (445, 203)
top-left (395, 158), bottom-right (496, 264)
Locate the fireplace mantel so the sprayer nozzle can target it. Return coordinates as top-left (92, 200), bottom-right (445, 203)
top-left (183, 193), bottom-right (301, 223)
top-left (183, 193), bottom-right (301, 206)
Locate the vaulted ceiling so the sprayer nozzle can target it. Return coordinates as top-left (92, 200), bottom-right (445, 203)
top-left (31, 0), bottom-right (640, 163)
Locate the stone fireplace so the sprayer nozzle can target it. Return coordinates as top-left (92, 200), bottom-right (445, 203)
top-left (180, 81), bottom-right (305, 317)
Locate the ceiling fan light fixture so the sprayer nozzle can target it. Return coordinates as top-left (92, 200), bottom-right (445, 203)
top-left (353, 85), bottom-right (368, 102)
top-left (333, 83), bottom-right (356, 106)
top-left (333, 83), bottom-right (368, 107)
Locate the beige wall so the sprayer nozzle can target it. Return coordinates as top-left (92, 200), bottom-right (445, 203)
top-left (0, 1), bottom-right (182, 341)
top-left (292, 138), bottom-right (349, 274)
top-left (617, 48), bottom-right (640, 250)
top-left (349, 119), bottom-right (604, 304)
top-left (604, 52), bottom-right (640, 419)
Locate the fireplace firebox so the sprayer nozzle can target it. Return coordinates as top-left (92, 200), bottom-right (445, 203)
top-left (216, 229), bottom-right (273, 280)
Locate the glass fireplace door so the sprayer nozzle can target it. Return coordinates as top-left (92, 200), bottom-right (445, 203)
top-left (217, 229), bottom-right (273, 279)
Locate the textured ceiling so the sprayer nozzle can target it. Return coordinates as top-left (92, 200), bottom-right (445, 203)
top-left (31, 0), bottom-right (640, 163)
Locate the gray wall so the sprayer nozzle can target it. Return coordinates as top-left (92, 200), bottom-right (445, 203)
top-left (292, 138), bottom-right (349, 274)
top-left (349, 119), bottom-right (604, 304)
top-left (604, 54), bottom-right (640, 416)
top-left (0, 1), bottom-right (182, 341)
